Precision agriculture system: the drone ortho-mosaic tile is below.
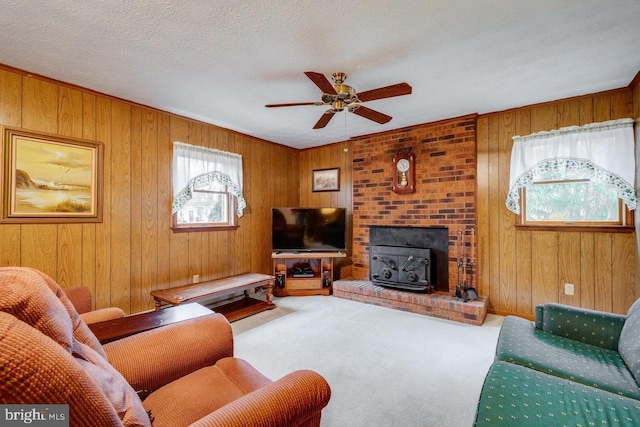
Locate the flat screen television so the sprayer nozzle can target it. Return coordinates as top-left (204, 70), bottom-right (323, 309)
top-left (272, 207), bottom-right (347, 252)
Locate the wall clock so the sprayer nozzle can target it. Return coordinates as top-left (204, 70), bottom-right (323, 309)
top-left (392, 148), bottom-right (416, 194)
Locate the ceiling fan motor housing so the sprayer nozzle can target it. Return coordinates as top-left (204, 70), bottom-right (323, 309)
top-left (322, 83), bottom-right (357, 105)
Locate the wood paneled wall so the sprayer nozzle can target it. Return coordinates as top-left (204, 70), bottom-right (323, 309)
top-left (3, 64), bottom-right (638, 318)
top-left (476, 88), bottom-right (637, 316)
top-left (0, 67), bottom-right (299, 314)
top-left (298, 141), bottom-right (353, 278)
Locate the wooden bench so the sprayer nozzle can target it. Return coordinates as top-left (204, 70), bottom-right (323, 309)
top-left (150, 273), bottom-right (275, 322)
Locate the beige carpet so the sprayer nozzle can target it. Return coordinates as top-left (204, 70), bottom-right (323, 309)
top-left (232, 295), bottom-right (503, 427)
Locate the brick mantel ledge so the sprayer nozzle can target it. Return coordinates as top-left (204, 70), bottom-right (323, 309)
top-left (333, 280), bottom-right (488, 326)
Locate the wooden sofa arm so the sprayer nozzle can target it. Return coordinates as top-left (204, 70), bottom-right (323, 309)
top-left (535, 303), bottom-right (627, 350)
top-left (103, 313), bottom-right (233, 392)
top-left (189, 369), bottom-right (331, 427)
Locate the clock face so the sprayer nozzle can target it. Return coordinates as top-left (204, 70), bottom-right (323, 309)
top-left (397, 158), bottom-right (410, 172)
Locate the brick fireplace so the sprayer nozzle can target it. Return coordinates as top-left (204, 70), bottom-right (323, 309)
top-left (335, 113), bottom-right (487, 324)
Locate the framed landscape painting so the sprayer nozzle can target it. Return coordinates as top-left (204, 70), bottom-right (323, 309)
top-left (1, 127), bottom-right (103, 223)
top-left (312, 167), bottom-right (340, 192)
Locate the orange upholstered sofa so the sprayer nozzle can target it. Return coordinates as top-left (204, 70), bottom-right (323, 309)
top-left (0, 267), bottom-right (331, 427)
top-left (62, 285), bottom-right (126, 325)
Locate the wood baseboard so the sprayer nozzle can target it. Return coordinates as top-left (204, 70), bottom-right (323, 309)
top-left (489, 309), bottom-right (535, 321)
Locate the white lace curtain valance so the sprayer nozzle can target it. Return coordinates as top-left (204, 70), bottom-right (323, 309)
top-left (506, 118), bottom-right (636, 214)
top-left (172, 141), bottom-right (246, 217)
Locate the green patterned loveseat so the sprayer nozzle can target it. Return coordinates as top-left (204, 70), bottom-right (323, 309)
top-left (474, 300), bottom-right (640, 426)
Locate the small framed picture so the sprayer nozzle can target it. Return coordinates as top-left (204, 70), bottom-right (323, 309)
top-left (1, 126), bottom-right (103, 223)
top-left (312, 167), bottom-right (340, 192)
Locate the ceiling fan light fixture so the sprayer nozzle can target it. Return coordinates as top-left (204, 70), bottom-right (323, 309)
top-left (321, 93), bottom-right (335, 103)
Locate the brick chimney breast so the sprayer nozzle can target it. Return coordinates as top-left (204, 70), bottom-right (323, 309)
top-left (351, 114), bottom-right (477, 293)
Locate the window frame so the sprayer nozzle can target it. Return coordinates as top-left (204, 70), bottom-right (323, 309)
top-left (171, 186), bottom-right (238, 233)
top-left (515, 184), bottom-right (634, 233)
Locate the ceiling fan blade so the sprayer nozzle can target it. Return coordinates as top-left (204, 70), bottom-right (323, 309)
top-left (313, 110), bottom-right (336, 129)
top-left (304, 71), bottom-right (338, 95)
top-left (265, 102), bottom-right (322, 108)
top-left (351, 105), bottom-right (392, 124)
top-left (357, 82), bottom-right (412, 102)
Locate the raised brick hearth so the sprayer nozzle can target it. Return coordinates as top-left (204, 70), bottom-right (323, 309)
top-left (333, 280), bottom-right (488, 326)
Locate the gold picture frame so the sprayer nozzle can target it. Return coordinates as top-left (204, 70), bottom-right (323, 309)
top-left (312, 167), bottom-right (340, 192)
top-left (1, 126), bottom-right (103, 223)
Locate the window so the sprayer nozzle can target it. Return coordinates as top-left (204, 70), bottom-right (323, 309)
top-left (173, 180), bottom-right (235, 229)
top-left (521, 180), bottom-right (631, 227)
top-left (172, 142), bottom-right (246, 232)
top-left (506, 119), bottom-right (636, 231)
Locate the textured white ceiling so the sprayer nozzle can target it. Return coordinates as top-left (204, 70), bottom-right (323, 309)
top-left (0, 0), bottom-right (639, 149)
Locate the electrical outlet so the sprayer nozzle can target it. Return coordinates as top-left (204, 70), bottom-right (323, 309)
top-left (564, 283), bottom-right (575, 295)
top-left (193, 274), bottom-right (200, 283)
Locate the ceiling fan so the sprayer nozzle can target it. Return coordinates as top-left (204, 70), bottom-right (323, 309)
top-left (265, 71), bottom-right (412, 129)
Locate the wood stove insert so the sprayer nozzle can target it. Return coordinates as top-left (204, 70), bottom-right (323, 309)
top-left (369, 226), bottom-right (449, 293)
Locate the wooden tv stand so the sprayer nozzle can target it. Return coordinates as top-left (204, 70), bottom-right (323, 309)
top-left (272, 251), bottom-right (346, 297)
